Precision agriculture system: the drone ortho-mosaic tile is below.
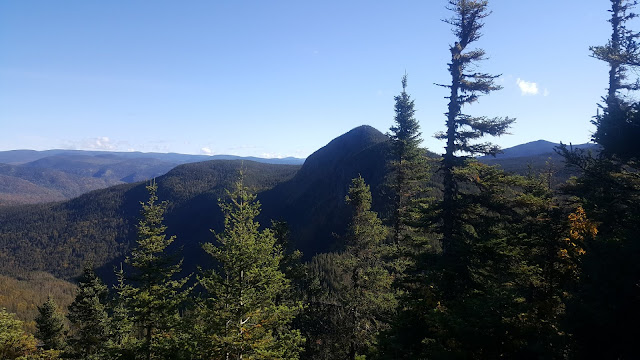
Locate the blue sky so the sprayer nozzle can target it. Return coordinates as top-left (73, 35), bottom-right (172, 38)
top-left (0, 0), bottom-right (623, 158)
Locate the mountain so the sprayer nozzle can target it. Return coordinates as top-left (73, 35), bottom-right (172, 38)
top-left (480, 139), bottom-right (598, 159)
top-left (478, 140), bottom-right (599, 186)
top-left (1, 129), bottom-right (597, 281)
top-left (0, 149), bottom-right (305, 166)
top-left (0, 164), bottom-right (114, 205)
top-left (259, 125), bottom-right (391, 256)
top-left (0, 150), bottom-right (306, 206)
top-left (0, 126), bottom-right (388, 281)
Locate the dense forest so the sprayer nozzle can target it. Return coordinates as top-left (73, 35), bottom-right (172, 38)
top-left (1, 0), bottom-right (640, 359)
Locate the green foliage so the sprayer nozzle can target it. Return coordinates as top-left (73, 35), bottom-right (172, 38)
top-left (35, 297), bottom-right (66, 351)
top-left (197, 176), bottom-right (304, 359)
top-left (107, 265), bottom-right (138, 359)
top-left (66, 263), bottom-right (110, 359)
top-left (301, 177), bottom-right (395, 360)
top-left (438, 0), bottom-right (515, 260)
top-left (120, 181), bottom-right (191, 359)
top-left (340, 176), bottom-right (396, 359)
top-left (387, 74), bottom-right (430, 245)
top-left (0, 308), bottom-right (38, 359)
top-left (559, 147), bottom-right (640, 358)
top-left (0, 272), bottom-right (76, 334)
top-left (413, 162), bottom-right (575, 358)
top-left (590, 0), bottom-right (640, 160)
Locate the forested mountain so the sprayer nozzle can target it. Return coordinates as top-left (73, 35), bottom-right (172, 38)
top-left (0, 149), bottom-right (305, 166)
top-left (480, 139), bottom-right (597, 159)
top-left (3, 0), bottom-right (640, 358)
top-left (0, 150), bottom-right (305, 206)
top-left (478, 140), bottom-right (599, 187)
top-left (0, 164), bottom-right (115, 205)
top-left (0, 127), bottom-right (378, 278)
top-left (0, 126), bottom-right (592, 281)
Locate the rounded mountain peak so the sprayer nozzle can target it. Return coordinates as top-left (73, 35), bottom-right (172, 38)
top-left (300, 125), bottom-right (388, 172)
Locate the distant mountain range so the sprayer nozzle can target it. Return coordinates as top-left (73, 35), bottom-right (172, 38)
top-left (0, 126), bottom-right (389, 280)
top-left (479, 139), bottom-right (598, 159)
top-left (0, 127), bottom-right (595, 281)
top-left (478, 140), bottom-right (599, 186)
top-left (0, 150), bottom-right (305, 206)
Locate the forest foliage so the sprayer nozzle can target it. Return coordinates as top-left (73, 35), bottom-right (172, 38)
top-left (1, 0), bottom-right (640, 359)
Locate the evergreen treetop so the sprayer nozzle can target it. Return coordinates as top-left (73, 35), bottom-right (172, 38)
top-left (35, 297), bottom-right (66, 351)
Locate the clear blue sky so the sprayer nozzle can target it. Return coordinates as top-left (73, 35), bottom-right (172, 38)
top-left (0, 0), bottom-right (622, 158)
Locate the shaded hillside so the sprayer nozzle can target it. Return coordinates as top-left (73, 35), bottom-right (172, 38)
top-left (0, 150), bottom-right (305, 206)
top-left (259, 125), bottom-right (391, 257)
top-left (0, 126), bottom-right (389, 280)
top-left (0, 161), bottom-right (300, 280)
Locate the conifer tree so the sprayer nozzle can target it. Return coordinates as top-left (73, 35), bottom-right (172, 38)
top-left (197, 177), bottom-right (304, 360)
top-left (338, 176), bottom-right (396, 360)
top-left (108, 265), bottom-right (137, 360)
top-left (558, 2), bottom-right (640, 356)
top-left (590, 0), bottom-right (640, 159)
top-left (437, 0), bottom-right (514, 262)
top-left (67, 263), bottom-right (109, 359)
top-left (123, 180), bottom-right (190, 360)
top-left (387, 74), bottom-right (429, 245)
top-left (35, 297), bottom-right (66, 351)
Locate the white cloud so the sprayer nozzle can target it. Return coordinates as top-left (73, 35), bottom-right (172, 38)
top-left (86, 136), bottom-right (117, 150)
top-left (61, 137), bottom-right (133, 152)
top-left (260, 152), bottom-right (285, 159)
top-left (516, 78), bottom-right (539, 95)
top-left (200, 147), bottom-right (213, 155)
top-left (543, 88), bottom-right (550, 97)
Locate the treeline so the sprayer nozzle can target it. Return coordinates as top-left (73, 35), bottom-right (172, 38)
top-left (2, 0), bottom-right (640, 359)
top-left (0, 161), bottom-right (300, 280)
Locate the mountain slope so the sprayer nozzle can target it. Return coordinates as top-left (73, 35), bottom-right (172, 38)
top-left (0, 150), bottom-right (306, 206)
top-left (0, 126), bottom-right (388, 280)
top-left (259, 125), bottom-right (391, 256)
top-left (0, 160), bottom-right (300, 280)
top-left (480, 139), bottom-right (598, 159)
top-left (0, 163), bottom-right (115, 205)
top-left (0, 149), bottom-right (305, 166)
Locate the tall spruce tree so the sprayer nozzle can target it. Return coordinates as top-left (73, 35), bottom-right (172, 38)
top-left (123, 180), bottom-right (190, 360)
top-left (590, 0), bottom-right (640, 159)
top-left (339, 176), bottom-right (395, 360)
top-left (108, 265), bottom-right (137, 360)
top-left (197, 177), bottom-right (303, 360)
top-left (67, 263), bottom-right (109, 359)
top-left (387, 74), bottom-right (429, 245)
top-left (35, 297), bottom-right (66, 351)
top-left (559, 1), bottom-right (640, 357)
top-left (437, 0), bottom-right (514, 291)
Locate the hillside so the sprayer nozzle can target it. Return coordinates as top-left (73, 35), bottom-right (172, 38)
top-left (0, 163), bottom-right (115, 205)
top-left (478, 140), bottom-right (598, 186)
top-left (0, 150), bottom-right (305, 206)
top-left (0, 126), bottom-right (388, 280)
top-left (0, 129), bottom-right (593, 281)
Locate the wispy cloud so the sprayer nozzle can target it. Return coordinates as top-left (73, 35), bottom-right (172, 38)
top-left (87, 136), bottom-right (117, 150)
top-left (260, 152), bottom-right (286, 159)
top-left (61, 137), bottom-right (131, 151)
top-left (516, 78), bottom-right (539, 96)
top-left (200, 147), bottom-right (213, 155)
